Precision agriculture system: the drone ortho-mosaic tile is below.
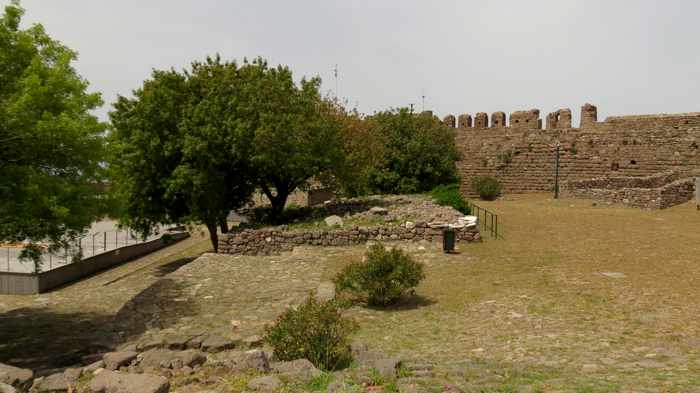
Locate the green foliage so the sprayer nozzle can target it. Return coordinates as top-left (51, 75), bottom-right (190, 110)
top-left (264, 296), bottom-right (357, 371)
top-left (0, 1), bottom-right (107, 267)
top-left (334, 108), bottom-right (460, 196)
top-left (334, 243), bottom-right (425, 307)
top-left (242, 62), bottom-right (344, 217)
top-left (472, 176), bottom-right (502, 200)
top-left (431, 184), bottom-right (471, 215)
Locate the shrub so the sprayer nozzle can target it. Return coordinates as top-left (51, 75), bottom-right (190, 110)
top-left (264, 296), bottom-right (357, 370)
top-left (472, 176), bottom-right (501, 200)
top-left (334, 243), bottom-right (425, 307)
top-left (430, 184), bottom-right (471, 215)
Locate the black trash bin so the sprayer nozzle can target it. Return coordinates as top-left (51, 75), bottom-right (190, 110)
top-left (443, 228), bottom-right (455, 253)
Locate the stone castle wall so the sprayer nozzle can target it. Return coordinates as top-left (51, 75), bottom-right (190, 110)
top-left (446, 103), bottom-right (700, 198)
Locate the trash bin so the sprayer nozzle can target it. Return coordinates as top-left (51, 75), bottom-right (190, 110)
top-left (443, 228), bottom-right (455, 253)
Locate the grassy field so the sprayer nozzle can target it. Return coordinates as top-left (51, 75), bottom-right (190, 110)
top-left (2, 194), bottom-right (700, 392)
top-left (344, 194), bottom-right (700, 392)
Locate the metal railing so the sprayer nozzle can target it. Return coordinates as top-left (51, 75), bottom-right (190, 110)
top-left (469, 202), bottom-right (501, 239)
top-left (1, 228), bottom-right (167, 273)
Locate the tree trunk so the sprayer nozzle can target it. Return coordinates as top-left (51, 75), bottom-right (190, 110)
top-left (261, 184), bottom-right (290, 223)
top-left (218, 215), bottom-right (229, 234)
top-left (206, 220), bottom-right (219, 253)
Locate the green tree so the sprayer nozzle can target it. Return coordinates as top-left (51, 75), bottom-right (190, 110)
top-left (238, 59), bottom-right (344, 218)
top-left (109, 57), bottom-right (256, 251)
top-left (0, 1), bottom-right (106, 268)
top-left (364, 108), bottom-right (460, 194)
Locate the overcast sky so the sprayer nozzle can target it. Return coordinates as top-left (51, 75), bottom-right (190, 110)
top-left (10, 0), bottom-right (700, 124)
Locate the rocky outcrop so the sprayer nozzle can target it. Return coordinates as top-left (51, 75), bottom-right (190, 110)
top-left (89, 370), bottom-right (169, 393)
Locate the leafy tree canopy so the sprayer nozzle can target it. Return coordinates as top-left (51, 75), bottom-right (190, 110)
top-left (109, 57), bottom-right (257, 251)
top-left (341, 108), bottom-right (461, 195)
top-left (0, 1), bottom-right (106, 266)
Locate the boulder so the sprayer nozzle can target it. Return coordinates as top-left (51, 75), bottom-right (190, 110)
top-left (0, 383), bottom-right (16, 393)
top-left (243, 335), bottom-right (264, 348)
top-left (201, 335), bottom-right (236, 353)
top-left (316, 281), bottom-right (336, 302)
top-left (270, 359), bottom-right (321, 384)
top-left (164, 335), bottom-right (190, 350)
top-left (369, 207), bottom-right (389, 215)
top-left (30, 373), bottom-right (69, 392)
top-left (0, 363), bottom-right (33, 389)
top-left (103, 351), bottom-right (138, 370)
top-left (89, 370), bottom-right (169, 393)
top-left (240, 350), bottom-right (270, 372)
top-left (324, 215), bottom-right (343, 227)
top-left (137, 349), bottom-right (206, 370)
top-left (83, 360), bottom-right (105, 373)
top-left (247, 375), bottom-right (282, 392)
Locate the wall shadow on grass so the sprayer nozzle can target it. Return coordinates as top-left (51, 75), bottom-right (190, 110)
top-left (0, 277), bottom-right (197, 372)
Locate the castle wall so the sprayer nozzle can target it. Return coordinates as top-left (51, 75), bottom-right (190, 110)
top-left (443, 105), bottom-right (700, 197)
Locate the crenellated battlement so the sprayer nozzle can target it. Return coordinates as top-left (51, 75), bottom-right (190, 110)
top-left (450, 102), bottom-right (700, 200)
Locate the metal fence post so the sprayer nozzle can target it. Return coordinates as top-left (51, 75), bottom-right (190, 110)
top-left (104, 232), bottom-right (107, 251)
top-left (6, 248), bottom-right (9, 272)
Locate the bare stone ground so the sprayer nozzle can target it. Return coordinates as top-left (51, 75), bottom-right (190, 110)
top-left (3, 195), bottom-right (700, 392)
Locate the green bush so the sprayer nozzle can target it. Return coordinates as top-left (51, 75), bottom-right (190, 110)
top-left (430, 184), bottom-right (471, 215)
top-left (334, 243), bottom-right (425, 307)
top-left (264, 296), bottom-right (357, 370)
top-left (472, 176), bottom-right (501, 200)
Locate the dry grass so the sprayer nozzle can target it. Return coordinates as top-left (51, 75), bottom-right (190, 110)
top-left (343, 194), bottom-right (700, 392)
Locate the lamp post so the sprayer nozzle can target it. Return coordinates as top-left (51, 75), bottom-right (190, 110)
top-left (554, 142), bottom-right (561, 199)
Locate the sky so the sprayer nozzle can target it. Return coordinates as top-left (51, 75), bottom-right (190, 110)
top-left (9, 0), bottom-right (700, 124)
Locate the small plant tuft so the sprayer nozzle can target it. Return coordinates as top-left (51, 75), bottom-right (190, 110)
top-left (334, 243), bottom-right (425, 307)
top-left (472, 176), bottom-right (502, 200)
top-left (431, 184), bottom-right (471, 215)
top-left (264, 296), bottom-right (357, 371)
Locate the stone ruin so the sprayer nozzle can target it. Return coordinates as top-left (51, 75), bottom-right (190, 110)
top-left (436, 102), bottom-right (700, 209)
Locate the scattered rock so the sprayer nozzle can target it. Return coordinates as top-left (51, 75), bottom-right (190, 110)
top-left (370, 357), bottom-right (401, 379)
top-left (83, 360), bottom-right (105, 373)
top-left (103, 351), bottom-right (138, 371)
top-left (89, 370), bottom-right (169, 393)
top-left (369, 207), bottom-right (389, 215)
top-left (63, 368), bottom-right (82, 383)
top-left (243, 335), bottom-right (264, 348)
top-left (240, 350), bottom-right (270, 372)
top-left (0, 363), bottom-right (33, 389)
top-left (30, 373), bottom-right (68, 392)
top-left (271, 359), bottom-right (321, 383)
top-left (0, 383), bottom-right (16, 393)
top-left (324, 215), bottom-right (343, 227)
top-left (138, 349), bottom-right (206, 370)
top-left (164, 335), bottom-right (190, 350)
top-left (404, 221), bottom-right (415, 229)
top-left (201, 335), bottom-right (236, 353)
top-left (316, 282), bottom-right (336, 302)
top-left (247, 375), bottom-right (282, 392)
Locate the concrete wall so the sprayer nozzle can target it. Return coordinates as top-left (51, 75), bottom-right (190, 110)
top-left (0, 232), bottom-right (189, 295)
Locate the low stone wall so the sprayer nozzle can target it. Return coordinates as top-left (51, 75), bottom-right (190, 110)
top-left (563, 171), bottom-right (696, 209)
top-left (219, 223), bottom-right (480, 256)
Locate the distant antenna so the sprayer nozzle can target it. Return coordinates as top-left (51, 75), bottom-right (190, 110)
top-left (334, 64), bottom-right (338, 99)
top-left (421, 89), bottom-right (426, 112)
top-left (409, 103), bottom-right (415, 113)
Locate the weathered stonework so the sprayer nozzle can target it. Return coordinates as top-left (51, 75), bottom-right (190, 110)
top-left (219, 223), bottom-right (480, 256)
top-left (454, 103), bottom-right (700, 207)
top-left (563, 171), bottom-right (696, 209)
top-left (474, 112), bottom-right (489, 128)
top-left (580, 103), bottom-right (598, 127)
top-left (458, 114), bottom-right (472, 128)
top-left (509, 109), bottom-right (540, 129)
top-left (442, 114), bottom-right (456, 128)
top-left (491, 112), bottom-right (506, 128)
